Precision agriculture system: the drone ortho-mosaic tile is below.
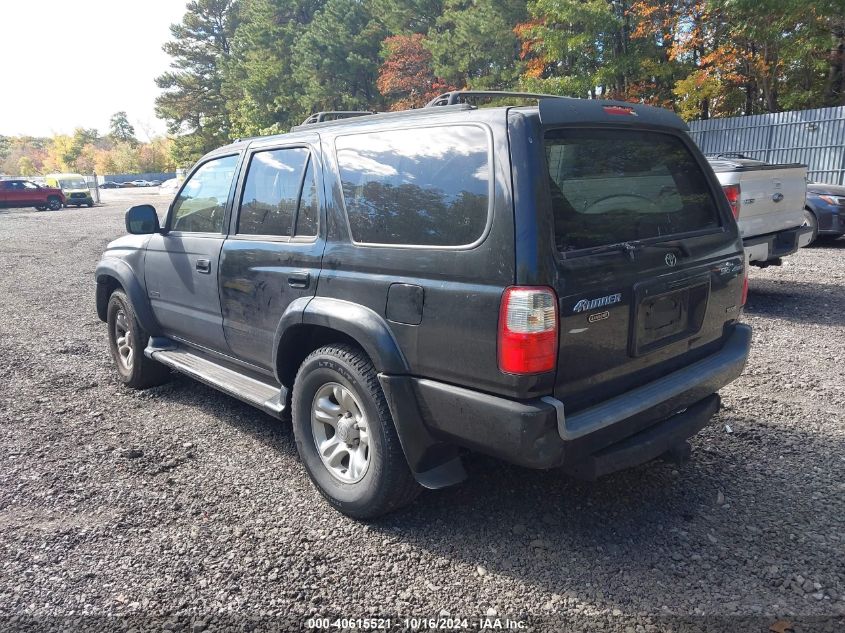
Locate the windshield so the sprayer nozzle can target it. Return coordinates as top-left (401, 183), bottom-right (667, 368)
top-left (59, 179), bottom-right (88, 190)
top-left (545, 129), bottom-right (721, 252)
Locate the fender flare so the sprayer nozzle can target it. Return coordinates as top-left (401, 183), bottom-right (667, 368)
top-left (94, 258), bottom-right (161, 335)
top-left (273, 296), bottom-right (409, 382)
top-left (272, 296), bottom-right (464, 489)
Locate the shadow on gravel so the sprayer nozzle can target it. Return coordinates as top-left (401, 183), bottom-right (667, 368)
top-left (806, 237), bottom-right (844, 248)
top-left (746, 279), bottom-right (845, 326)
top-left (152, 372), bottom-right (844, 616)
top-left (163, 375), bottom-right (297, 455)
top-left (372, 423), bottom-right (845, 612)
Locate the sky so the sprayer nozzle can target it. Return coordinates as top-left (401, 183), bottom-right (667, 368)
top-left (0, 0), bottom-right (189, 139)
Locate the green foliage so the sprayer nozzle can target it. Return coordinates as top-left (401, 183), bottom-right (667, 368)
top-left (371, 0), bottom-right (443, 34)
top-left (155, 0), bottom-right (240, 166)
top-left (293, 0), bottom-right (387, 112)
top-left (426, 0), bottom-right (527, 89)
top-left (151, 0), bottom-right (845, 155)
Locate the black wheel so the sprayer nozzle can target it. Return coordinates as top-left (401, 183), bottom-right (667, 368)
top-left (35, 205), bottom-right (47, 211)
top-left (47, 196), bottom-right (62, 211)
top-left (291, 344), bottom-right (420, 519)
top-left (87, 202), bottom-right (93, 207)
top-left (803, 208), bottom-right (819, 245)
top-left (106, 289), bottom-right (170, 389)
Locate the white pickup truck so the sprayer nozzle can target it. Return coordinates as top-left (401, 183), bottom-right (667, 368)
top-left (707, 155), bottom-right (812, 267)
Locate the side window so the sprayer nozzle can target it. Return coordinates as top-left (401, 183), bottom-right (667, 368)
top-left (171, 154), bottom-right (239, 233)
top-left (23, 182), bottom-right (38, 189)
top-left (238, 148), bottom-right (310, 237)
top-left (335, 125), bottom-right (490, 246)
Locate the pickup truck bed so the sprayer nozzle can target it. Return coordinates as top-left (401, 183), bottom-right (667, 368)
top-left (707, 157), bottom-right (812, 265)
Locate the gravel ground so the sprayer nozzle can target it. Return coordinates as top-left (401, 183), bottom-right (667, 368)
top-left (0, 192), bottom-right (843, 633)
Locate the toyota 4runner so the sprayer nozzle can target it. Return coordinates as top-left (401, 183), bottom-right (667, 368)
top-left (95, 92), bottom-right (751, 518)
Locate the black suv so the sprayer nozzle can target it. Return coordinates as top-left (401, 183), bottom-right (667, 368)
top-left (95, 92), bottom-right (751, 518)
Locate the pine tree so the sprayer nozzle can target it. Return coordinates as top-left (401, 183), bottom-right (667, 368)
top-left (155, 0), bottom-right (240, 165)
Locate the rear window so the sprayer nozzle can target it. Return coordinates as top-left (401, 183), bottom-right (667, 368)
top-left (545, 129), bottom-right (720, 252)
top-left (335, 125), bottom-right (490, 246)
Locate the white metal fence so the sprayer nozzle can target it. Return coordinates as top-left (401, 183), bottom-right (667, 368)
top-left (688, 106), bottom-right (845, 185)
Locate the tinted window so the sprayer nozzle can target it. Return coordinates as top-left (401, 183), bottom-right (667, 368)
top-left (239, 148), bottom-right (310, 236)
top-left (171, 155), bottom-right (239, 233)
top-left (295, 158), bottom-right (319, 236)
top-left (336, 126), bottom-right (490, 246)
top-left (545, 129), bottom-right (720, 252)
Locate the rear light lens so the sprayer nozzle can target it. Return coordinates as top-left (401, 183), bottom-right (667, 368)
top-left (723, 184), bottom-right (740, 219)
top-left (498, 286), bottom-right (558, 374)
top-left (740, 266), bottom-right (748, 307)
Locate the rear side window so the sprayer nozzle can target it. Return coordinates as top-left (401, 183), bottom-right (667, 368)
top-left (335, 125), bottom-right (490, 246)
top-left (545, 129), bottom-right (720, 252)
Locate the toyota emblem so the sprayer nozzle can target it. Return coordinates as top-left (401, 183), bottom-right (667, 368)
top-left (664, 252), bottom-right (678, 267)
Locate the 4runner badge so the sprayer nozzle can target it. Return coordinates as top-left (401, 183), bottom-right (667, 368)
top-left (573, 293), bottom-right (622, 313)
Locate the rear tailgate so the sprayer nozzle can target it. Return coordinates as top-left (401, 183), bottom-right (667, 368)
top-left (539, 127), bottom-right (745, 413)
top-left (712, 162), bottom-right (807, 238)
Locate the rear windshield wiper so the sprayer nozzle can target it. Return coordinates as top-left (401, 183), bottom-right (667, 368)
top-left (634, 239), bottom-right (692, 257)
top-left (559, 239), bottom-right (691, 260)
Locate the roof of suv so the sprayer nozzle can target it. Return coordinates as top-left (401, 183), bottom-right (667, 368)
top-left (207, 95), bottom-right (689, 158)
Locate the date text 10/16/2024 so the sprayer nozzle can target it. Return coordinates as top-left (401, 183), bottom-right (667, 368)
top-left (306, 617), bottom-right (528, 630)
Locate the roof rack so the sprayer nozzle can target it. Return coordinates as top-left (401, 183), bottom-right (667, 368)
top-left (299, 111), bottom-right (377, 126)
top-left (708, 152), bottom-right (753, 160)
top-left (425, 90), bottom-right (567, 108)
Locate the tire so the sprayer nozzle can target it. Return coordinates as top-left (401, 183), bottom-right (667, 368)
top-left (87, 202), bottom-right (93, 208)
top-left (106, 289), bottom-right (170, 389)
top-left (47, 196), bottom-right (62, 211)
top-left (35, 205), bottom-right (47, 211)
top-left (803, 208), bottom-right (819, 245)
top-left (291, 344), bottom-right (420, 519)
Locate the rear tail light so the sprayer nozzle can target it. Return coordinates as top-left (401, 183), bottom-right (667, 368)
top-left (498, 286), bottom-right (558, 374)
top-left (723, 184), bottom-right (740, 220)
top-left (740, 267), bottom-right (748, 307)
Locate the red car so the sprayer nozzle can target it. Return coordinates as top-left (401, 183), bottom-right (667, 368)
top-left (0, 179), bottom-right (66, 211)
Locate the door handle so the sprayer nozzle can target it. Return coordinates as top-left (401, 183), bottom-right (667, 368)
top-left (195, 258), bottom-right (211, 274)
top-left (288, 272), bottom-right (310, 289)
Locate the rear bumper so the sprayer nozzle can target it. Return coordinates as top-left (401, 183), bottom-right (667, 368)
top-left (384, 324), bottom-right (751, 480)
top-left (744, 225), bottom-right (813, 262)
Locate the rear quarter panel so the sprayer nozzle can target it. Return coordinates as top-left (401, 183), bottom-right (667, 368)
top-left (317, 109), bottom-right (547, 397)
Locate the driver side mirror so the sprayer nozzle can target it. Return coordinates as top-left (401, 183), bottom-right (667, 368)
top-left (125, 204), bottom-right (161, 234)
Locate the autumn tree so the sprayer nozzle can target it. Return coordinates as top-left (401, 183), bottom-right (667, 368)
top-left (17, 156), bottom-right (37, 176)
top-left (377, 34), bottom-right (455, 109)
